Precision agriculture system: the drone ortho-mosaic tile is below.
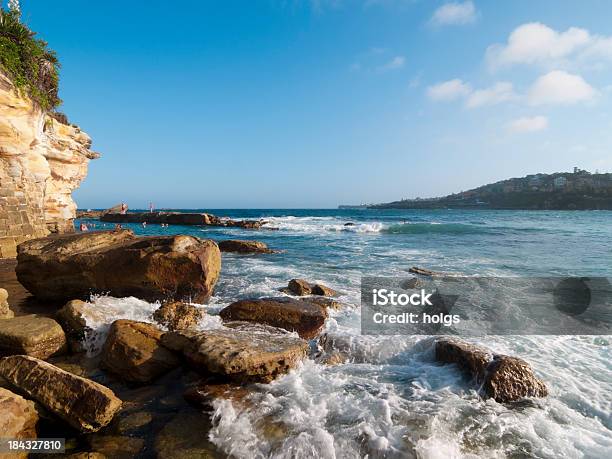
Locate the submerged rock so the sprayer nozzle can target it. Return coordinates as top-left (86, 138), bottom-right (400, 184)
top-left (183, 378), bottom-right (251, 411)
top-left (280, 278), bottom-right (339, 297)
top-left (162, 326), bottom-right (308, 383)
top-left (0, 387), bottom-right (38, 455)
top-left (408, 266), bottom-right (442, 277)
top-left (219, 297), bottom-right (328, 339)
top-left (101, 320), bottom-right (181, 384)
top-left (154, 410), bottom-right (221, 459)
top-left (16, 230), bottom-right (221, 303)
top-left (0, 355), bottom-right (122, 432)
top-left (218, 239), bottom-right (275, 254)
top-left (87, 435), bottom-right (144, 459)
top-left (435, 338), bottom-right (548, 402)
top-left (0, 314), bottom-right (67, 358)
top-left (152, 301), bottom-right (202, 331)
top-left (0, 288), bottom-right (14, 319)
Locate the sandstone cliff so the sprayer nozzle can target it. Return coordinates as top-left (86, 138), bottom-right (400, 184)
top-left (0, 70), bottom-right (99, 258)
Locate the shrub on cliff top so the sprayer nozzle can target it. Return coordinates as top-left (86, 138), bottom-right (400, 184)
top-left (0, 5), bottom-right (61, 110)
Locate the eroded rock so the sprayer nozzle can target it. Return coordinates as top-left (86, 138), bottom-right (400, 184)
top-left (0, 315), bottom-right (67, 358)
top-left (280, 278), bottom-right (339, 297)
top-left (162, 326), bottom-right (308, 383)
top-left (0, 387), bottom-right (38, 457)
top-left (16, 230), bottom-right (221, 303)
top-left (0, 288), bottom-right (13, 319)
top-left (101, 320), bottom-right (180, 384)
top-left (152, 302), bottom-right (202, 331)
top-left (0, 355), bottom-right (122, 432)
top-left (435, 338), bottom-right (548, 402)
top-left (219, 297), bottom-right (328, 339)
top-left (218, 239), bottom-right (275, 254)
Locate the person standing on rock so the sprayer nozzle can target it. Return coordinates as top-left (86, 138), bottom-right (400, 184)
top-left (120, 203), bottom-right (128, 214)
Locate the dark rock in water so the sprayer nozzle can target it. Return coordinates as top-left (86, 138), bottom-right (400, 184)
top-left (409, 266), bottom-right (442, 277)
top-left (161, 326), bottom-right (308, 383)
top-left (218, 239), bottom-right (275, 254)
top-left (0, 314), bottom-right (67, 359)
top-left (87, 435), bottom-right (145, 459)
top-left (183, 377), bottom-right (251, 411)
top-left (400, 277), bottom-right (426, 289)
top-left (154, 410), bottom-right (221, 459)
top-left (435, 338), bottom-right (548, 402)
top-left (16, 230), bottom-right (221, 303)
top-left (219, 297), bottom-right (328, 339)
top-left (0, 387), bottom-right (38, 451)
top-left (101, 211), bottom-right (266, 229)
top-left (152, 301), bottom-right (202, 331)
top-left (280, 278), bottom-right (339, 297)
top-left (344, 222), bottom-right (355, 226)
top-left (0, 355), bottom-right (122, 432)
top-left (101, 320), bottom-right (181, 384)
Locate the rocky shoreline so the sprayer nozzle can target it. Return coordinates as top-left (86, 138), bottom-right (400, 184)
top-left (0, 232), bottom-right (550, 457)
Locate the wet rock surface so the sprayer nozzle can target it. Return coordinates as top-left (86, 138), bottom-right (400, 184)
top-left (435, 337), bottom-right (548, 402)
top-left (218, 239), bottom-right (275, 254)
top-left (101, 320), bottom-right (181, 384)
top-left (16, 230), bottom-right (221, 303)
top-left (0, 355), bottom-right (122, 432)
top-left (219, 297), bottom-right (328, 339)
top-left (0, 314), bottom-right (67, 358)
top-left (280, 278), bottom-right (339, 297)
top-left (152, 301), bottom-right (202, 331)
top-left (162, 325), bottom-right (308, 383)
top-left (56, 300), bottom-right (94, 353)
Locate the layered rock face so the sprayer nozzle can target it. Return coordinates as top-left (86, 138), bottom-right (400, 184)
top-left (0, 71), bottom-right (99, 258)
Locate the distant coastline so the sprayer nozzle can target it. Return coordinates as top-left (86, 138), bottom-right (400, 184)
top-left (342, 168), bottom-right (612, 211)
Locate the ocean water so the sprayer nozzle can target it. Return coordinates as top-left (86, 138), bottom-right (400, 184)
top-left (76, 209), bottom-right (612, 458)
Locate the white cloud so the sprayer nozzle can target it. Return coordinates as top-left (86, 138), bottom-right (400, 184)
top-left (528, 70), bottom-right (596, 105)
top-left (507, 116), bottom-right (549, 133)
top-left (378, 55), bottom-right (406, 72)
top-left (427, 79), bottom-right (471, 101)
top-left (487, 22), bottom-right (612, 69)
top-left (430, 1), bottom-right (477, 26)
top-left (466, 81), bottom-right (515, 108)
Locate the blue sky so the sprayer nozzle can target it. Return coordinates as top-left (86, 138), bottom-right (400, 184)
top-left (17, 0), bottom-right (612, 208)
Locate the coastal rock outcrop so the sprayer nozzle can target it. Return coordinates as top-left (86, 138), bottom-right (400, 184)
top-left (152, 301), bottom-right (202, 331)
top-left (0, 387), bottom-right (39, 457)
top-left (15, 230), bottom-right (221, 303)
top-left (218, 239), bottom-right (275, 254)
top-left (0, 355), bottom-right (122, 432)
top-left (0, 287), bottom-right (13, 319)
top-left (280, 279), bottom-right (339, 297)
top-left (100, 212), bottom-right (266, 229)
top-left (219, 297), bottom-right (328, 339)
top-left (0, 314), bottom-right (67, 358)
top-left (0, 71), bottom-right (99, 258)
top-left (101, 320), bottom-right (181, 384)
top-left (435, 338), bottom-right (548, 402)
top-left (161, 325), bottom-right (308, 383)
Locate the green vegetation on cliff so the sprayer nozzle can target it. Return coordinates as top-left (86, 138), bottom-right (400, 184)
top-left (0, 6), bottom-right (60, 109)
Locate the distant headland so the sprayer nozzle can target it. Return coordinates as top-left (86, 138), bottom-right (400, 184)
top-left (341, 168), bottom-right (612, 210)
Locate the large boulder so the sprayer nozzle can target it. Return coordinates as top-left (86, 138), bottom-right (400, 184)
top-left (0, 387), bottom-right (38, 458)
top-left (161, 325), bottom-right (308, 383)
top-left (280, 279), bottom-right (338, 297)
top-left (16, 230), bottom-right (221, 303)
top-left (435, 338), bottom-right (548, 402)
top-left (0, 315), bottom-right (67, 359)
top-left (218, 239), bottom-right (275, 254)
top-left (55, 300), bottom-right (94, 353)
top-left (101, 320), bottom-right (181, 384)
top-left (219, 297), bottom-right (328, 339)
top-left (152, 302), bottom-right (202, 331)
top-left (0, 287), bottom-right (13, 319)
top-left (0, 355), bottom-right (122, 432)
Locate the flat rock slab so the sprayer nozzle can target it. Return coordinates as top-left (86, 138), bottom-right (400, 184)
top-left (16, 230), bottom-right (221, 303)
top-left (219, 297), bottom-right (328, 339)
top-left (0, 314), bottom-right (67, 359)
top-left (101, 320), bottom-right (181, 384)
top-left (435, 337), bottom-right (548, 403)
top-left (218, 239), bottom-right (275, 254)
top-left (0, 387), bottom-right (38, 456)
top-left (0, 355), bottom-right (122, 432)
top-left (162, 327), bottom-right (308, 383)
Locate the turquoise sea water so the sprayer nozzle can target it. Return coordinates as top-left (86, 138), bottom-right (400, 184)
top-left (76, 209), bottom-right (612, 458)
